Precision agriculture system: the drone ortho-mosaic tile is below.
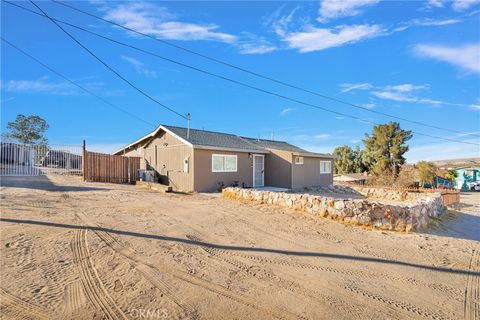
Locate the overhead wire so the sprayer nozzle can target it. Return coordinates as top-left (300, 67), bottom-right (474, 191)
top-left (48, 0), bottom-right (480, 139)
top-left (5, 1), bottom-right (479, 146)
top-left (1, 37), bottom-right (156, 128)
top-left (28, 1), bottom-right (188, 120)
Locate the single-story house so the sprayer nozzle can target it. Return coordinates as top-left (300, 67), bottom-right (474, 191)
top-left (333, 173), bottom-right (369, 185)
top-left (452, 166), bottom-right (479, 191)
top-left (113, 124), bottom-right (334, 192)
top-left (434, 176), bottom-right (453, 189)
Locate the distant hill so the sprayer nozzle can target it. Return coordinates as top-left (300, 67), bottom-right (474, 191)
top-left (429, 158), bottom-right (480, 168)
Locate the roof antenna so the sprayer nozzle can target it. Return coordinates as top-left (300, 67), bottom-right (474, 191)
top-left (186, 113), bottom-right (191, 139)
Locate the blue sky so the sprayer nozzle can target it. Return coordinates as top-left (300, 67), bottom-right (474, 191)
top-left (1, 0), bottom-right (479, 162)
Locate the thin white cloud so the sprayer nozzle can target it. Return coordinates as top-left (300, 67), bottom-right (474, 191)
top-left (392, 17), bottom-right (462, 33)
top-left (406, 138), bottom-right (480, 162)
top-left (280, 107), bottom-right (295, 115)
top-left (236, 32), bottom-right (277, 55)
top-left (415, 18), bottom-right (461, 26)
top-left (1, 77), bottom-right (104, 96)
top-left (413, 43), bottom-right (480, 73)
top-left (371, 84), bottom-right (443, 105)
top-left (317, 0), bottom-right (380, 22)
top-left (104, 3), bottom-right (236, 42)
top-left (291, 133), bottom-right (333, 142)
top-left (284, 24), bottom-right (383, 53)
top-left (1, 97), bottom-right (15, 103)
top-left (121, 56), bottom-right (157, 78)
top-left (384, 84), bottom-right (428, 92)
top-left (362, 102), bottom-right (376, 109)
top-left (269, 2), bottom-right (462, 54)
top-left (239, 44), bottom-right (277, 55)
top-left (342, 82), bottom-right (476, 108)
top-left (104, 2), bottom-right (278, 55)
top-left (313, 134), bottom-right (332, 140)
top-left (371, 90), bottom-right (442, 105)
top-left (3, 79), bottom-right (79, 96)
top-left (339, 82), bottom-right (373, 93)
top-left (423, 0), bottom-right (480, 11)
top-left (267, 6), bottom-right (302, 37)
top-left (470, 104), bottom-right (480, 110)
top-left (427, 0), bottom-right (445, 8)
top-left (452, 0), bottom-right (480, 11)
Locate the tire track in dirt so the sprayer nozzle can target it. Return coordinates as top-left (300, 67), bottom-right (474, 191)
top-left (93, 229), bottom-right (198, 318)
top-left (343, 284), bottom-right (455, 320)
top-left (71, 229), bottom-right (127, 320)
top-left (192, 201), bottom-right (461, 300)
top-left (186, 234), bottom-right (362, 320)
top-left (63, 280), bottom-right (86, 316)
top-left (83, 223), bottom-right (301, 320)
top-left (156, 207), bottom-right (462, 301)
top-left (0, 288), bottom-right (55, 320)
top-left (464, 247), bottom-right (480, 320)
top-left (185, 236), bottom-right (460, 299)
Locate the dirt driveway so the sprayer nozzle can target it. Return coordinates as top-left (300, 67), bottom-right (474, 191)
top-left (0, 175), bottom-right (479, 319)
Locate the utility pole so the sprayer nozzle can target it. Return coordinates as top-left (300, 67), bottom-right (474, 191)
top-left (186, 113), bottom-right (191, 139)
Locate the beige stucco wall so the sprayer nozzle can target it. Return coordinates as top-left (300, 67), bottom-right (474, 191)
top-left (291, 157), bottom-right (333, 189)
top-left (122, 131), bottom-right (194, 191)
top-left (193, 149), bottom-right (254, 192)
top-left (120, 133), bottom-right (332, 191)
top-left (264, 149), bottom-right (292, 188)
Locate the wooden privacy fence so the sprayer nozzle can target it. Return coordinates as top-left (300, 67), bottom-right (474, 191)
top-left (83, 150), bottom-right (140, 184)
top-left (438, 190), bottom-right (460, 207)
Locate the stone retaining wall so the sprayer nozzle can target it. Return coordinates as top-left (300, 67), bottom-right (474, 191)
top-left (223, 187), bottom-right (445, 231)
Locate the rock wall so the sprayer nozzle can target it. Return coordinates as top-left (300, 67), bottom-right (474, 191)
top-left (223, 187), bottom-right (445, 232)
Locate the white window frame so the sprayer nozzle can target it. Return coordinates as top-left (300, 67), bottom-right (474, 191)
top-left (320, 160), bottom-right (332, 174)
top-left (212, 154), bottom-right (238, 172)
top-left (294, 156), bottom-right (304, 165)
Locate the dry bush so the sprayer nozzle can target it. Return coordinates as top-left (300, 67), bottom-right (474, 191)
top-left (395, 166), bottom-right (416, 188)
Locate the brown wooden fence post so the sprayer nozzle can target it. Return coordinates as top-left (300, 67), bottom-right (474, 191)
top-left (82, 140), bottom-right (86, 181)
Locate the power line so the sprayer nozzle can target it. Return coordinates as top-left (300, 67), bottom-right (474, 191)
top-left (50, 0), bottom-right (480, 139)
top-left (6, 1), bottom-right (479, 146)
top-left (28, 1), bottom-right (187, 120)
top-left (1, 37), bottom-right (156, 128)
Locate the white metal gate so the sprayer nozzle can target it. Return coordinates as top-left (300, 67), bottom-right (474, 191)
top-left (0, 142), bottom-right (82, 176)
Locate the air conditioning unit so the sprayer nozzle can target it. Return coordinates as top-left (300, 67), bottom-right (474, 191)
top-left (137, 169), bottom-right (156, 182)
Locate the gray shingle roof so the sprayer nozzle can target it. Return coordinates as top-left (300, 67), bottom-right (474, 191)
top-left (114, 124), bottom-right (334, 157)
top-left (163, 125), bottom-right (265, 151)
top-left (241, 137), bottom-right (307, 152)
top-left (242, 137), bottom-right (334, 158)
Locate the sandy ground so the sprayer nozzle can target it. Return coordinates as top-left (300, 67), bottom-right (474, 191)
top-left (0, 175), bottom-right (479, 320)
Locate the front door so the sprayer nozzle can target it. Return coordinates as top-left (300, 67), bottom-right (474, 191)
top-left (253, 154), bottom-right (264, 187)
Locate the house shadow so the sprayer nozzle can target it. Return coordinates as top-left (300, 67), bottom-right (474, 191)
top-left (0, 217), bottom-right (478, 277)
top-left (0, 175), bottom-right (110, 192)
top-left (421, 206), bottom-right (480, 242)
